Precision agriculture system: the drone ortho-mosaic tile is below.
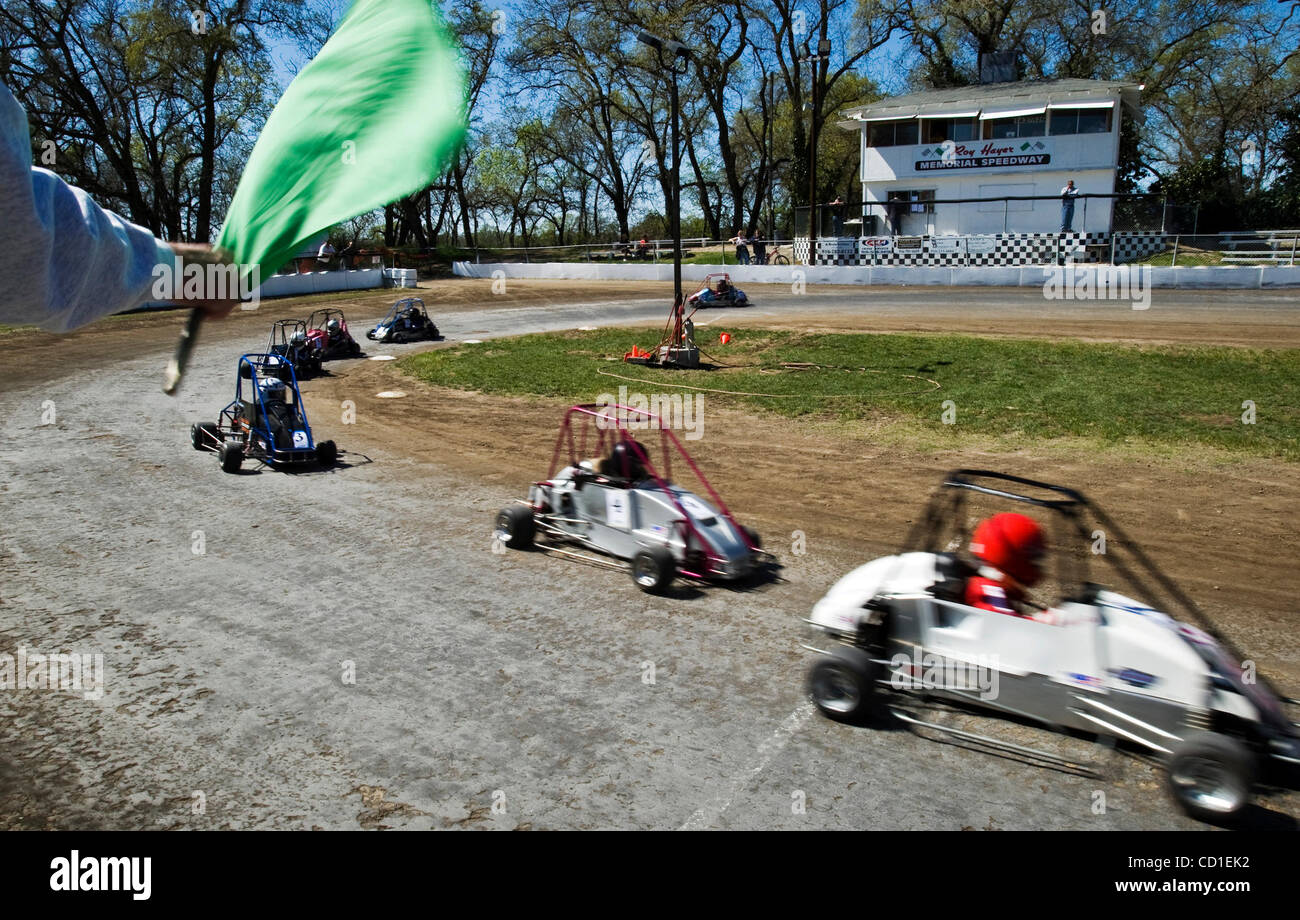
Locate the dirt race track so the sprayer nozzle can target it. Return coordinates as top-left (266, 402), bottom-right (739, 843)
top-left (2, 279), bottom-right (1298, 830)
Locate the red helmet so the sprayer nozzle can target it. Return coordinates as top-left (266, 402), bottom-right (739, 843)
top-left (970, 513), bottom-right (1046, 586)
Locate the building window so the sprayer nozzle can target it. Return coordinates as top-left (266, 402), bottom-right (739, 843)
top-left (982, 114), bottom-right (1046, 140)
top-left (922, 118), bottom-right (978, 144)
top-left (1048, 107), bottom-right (1113, 135)
top-left (888, 189), bottom-right (936, 213)
top-left (867, 118), bottom-right (920, 147)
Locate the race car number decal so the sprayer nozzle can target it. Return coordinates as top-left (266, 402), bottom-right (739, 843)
top-left (605, 491), bottom-right (631, 529)
top-left (292, 430), bottom-right (309, 449)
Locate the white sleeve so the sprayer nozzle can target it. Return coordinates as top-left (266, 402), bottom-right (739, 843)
top-left (0, 82), bottom-right (172, 333)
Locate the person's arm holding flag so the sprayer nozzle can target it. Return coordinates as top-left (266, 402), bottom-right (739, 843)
top-left (0, 81), bottom-right (236, 333)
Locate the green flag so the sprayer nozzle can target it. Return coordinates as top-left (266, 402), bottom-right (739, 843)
top-left (215, 0), bottom-right (467, 284)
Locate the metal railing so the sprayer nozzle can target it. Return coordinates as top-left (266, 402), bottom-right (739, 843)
top-left (797, 192), bottom-right (1204, 238)
top-left (376, 228), bottom-right (1299, 270)
top-left (1130, 231), bottom-right (1299, 267)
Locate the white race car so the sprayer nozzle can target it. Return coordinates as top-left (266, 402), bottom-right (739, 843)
top-left (805, 470), bottom-right (1300, 824)
top-left (495, 404), bottom-right (767, 593)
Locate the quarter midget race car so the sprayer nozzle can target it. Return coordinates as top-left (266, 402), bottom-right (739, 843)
top-left (367, 297), bottom-right (440, 343)
top-left (267, 319), bottom-right (322, 378)
top-left (494, 404), bottom-right (767, 593)
top-left (805, 470), bottom-right (1300, 823)
top-left (306, 309), bottom-right (363, 360)
top-left (686, 272), bottom-right (748, 307)
top-left (190, 354), bottom-right (338, 473)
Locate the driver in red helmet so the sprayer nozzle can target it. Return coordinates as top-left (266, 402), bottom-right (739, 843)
top-left (965, 512), bottom-right (1045, 617)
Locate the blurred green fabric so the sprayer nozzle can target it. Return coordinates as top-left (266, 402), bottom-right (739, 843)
top-left (216, 0), bottom-right (466, 284)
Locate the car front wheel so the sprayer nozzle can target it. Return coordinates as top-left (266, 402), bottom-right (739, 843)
top-left (1167, 732), bottom-right (1255, 823)
top-left (631, 546), bottom-right (675, 594)
top-left (219, 442), bottom-right (244, 474)
top-left (495, 506), bottom-right (534, 549)
top-left (808, 646), bottom-right (882, 724)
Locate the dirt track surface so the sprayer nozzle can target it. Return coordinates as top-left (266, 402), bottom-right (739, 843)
top-left (1, 278), bottom-right (1297, 830)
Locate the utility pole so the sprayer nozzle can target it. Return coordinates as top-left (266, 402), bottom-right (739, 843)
top-left (804, 38), bottom-right (831, 265)
top-left (638, 31), bottom-right (691, 309)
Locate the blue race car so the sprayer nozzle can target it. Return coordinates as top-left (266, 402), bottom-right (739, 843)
top-left (366, 297), bottom-right (440, 343)
top-left (686, 273), bottom-right (749, 307)
top-left (191, 354), bottom-right (337, 473)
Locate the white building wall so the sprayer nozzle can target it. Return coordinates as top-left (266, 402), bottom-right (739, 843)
top-left (858, 106), bottom-right (1122, 235)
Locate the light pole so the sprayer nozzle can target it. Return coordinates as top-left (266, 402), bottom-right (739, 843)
top-left (638, 31), bottom-right (691, 309)
top-left (765, 72), bottom-right (778, 239)
top-left (802, 38), bottom-right (831, 265)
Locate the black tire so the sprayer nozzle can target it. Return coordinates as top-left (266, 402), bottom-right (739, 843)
top-left (316, 439), bottom-right (338, 468)
top-left (808, 646), bottom-right (882, 724)
top-left (742, 525), bottom-right (762, 549)
top-left (1166, 732), bottom-right (1256, 823)
top-left (773, 254), bottom-right (790, 266)
top-left (495, 505), bottom-right (534, 549)
top-left (393, 331), bottom-right (407, 344)
top-left (349, 341), bottom-right (362, 357)
top-left (428, 325), bottom-right (440, 340)
top-left (631, 545), bottom-right (675, 594)
top-left (191, 422), bottom-right (220, 451)
top-left (219, 442), bottom-right (243, 474)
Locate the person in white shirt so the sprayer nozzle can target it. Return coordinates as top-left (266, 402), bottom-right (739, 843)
top-left (0, 80), bottom-right (235, 332)
top-left (1060, 180), bottom-right (1081, 232)
top-left (317, 240), bottom-right (337, 270)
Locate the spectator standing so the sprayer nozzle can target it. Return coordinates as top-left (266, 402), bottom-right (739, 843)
top-left (1060, 180), bottom-right (1081, 232)
top-left (729, 230), bottom-right (750, 265)
top-left (828, 196), bottom-right (845, 237)
top-left (317, 239), bottom-right (337, 270)
top-left (751, 232), bottom-right (767, 265)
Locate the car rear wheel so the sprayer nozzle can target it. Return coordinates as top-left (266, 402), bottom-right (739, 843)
top-left (1167, 732), bottom-right (1255, 823)
top-left (631, 546), bottom-right (675, 594)
top-left (808, 646), bottom-right (882, 724)
top-left (495, 506), bottom-right (534, 549)
top-left (219, 442), bottom-right (244, 474)
top-left (316, 440), bottom-right (338, 468)
top-left (191, 422), bottom-right (220, 451)
top-left (742, 525), bottom-right (762, 549)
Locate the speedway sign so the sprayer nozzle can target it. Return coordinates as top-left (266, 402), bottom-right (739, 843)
top-left (916, 139), bottom-right (1051, 172)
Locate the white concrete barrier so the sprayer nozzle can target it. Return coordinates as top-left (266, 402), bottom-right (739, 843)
top-left (452, 261), bottom-right (1299, 289)
top-left (258, 269), bottom-right (385, 298)
top-left (384, 268), bottom-right (419, 288)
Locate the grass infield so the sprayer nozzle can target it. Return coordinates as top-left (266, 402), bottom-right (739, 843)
top-left (400, 328), bottom-right (1300, 461)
